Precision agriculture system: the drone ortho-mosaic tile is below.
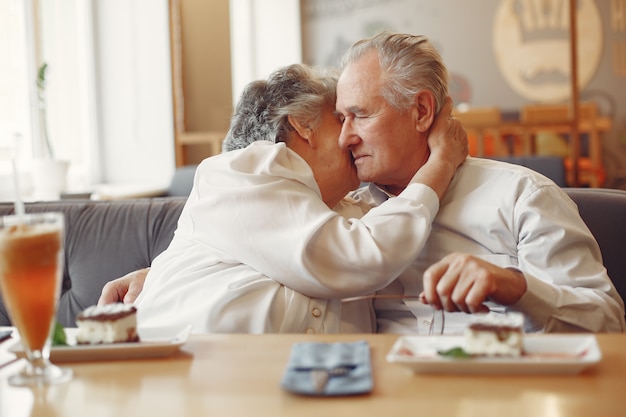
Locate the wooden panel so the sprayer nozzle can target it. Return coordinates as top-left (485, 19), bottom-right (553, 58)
top-left (169, 0), bottom-right (231, 167)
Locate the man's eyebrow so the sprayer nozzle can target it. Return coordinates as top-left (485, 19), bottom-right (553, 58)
top-left (342, 106), bottom-right (364, 115)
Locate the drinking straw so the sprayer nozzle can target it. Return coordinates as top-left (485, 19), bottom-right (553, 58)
top-left (11, 133), bottom-right (25, 219)
top-left (11, 158), bottom-right (25, 218)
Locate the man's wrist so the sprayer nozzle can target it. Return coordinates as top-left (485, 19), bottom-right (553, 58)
top-left (422, 155), bottom-right (456, 181)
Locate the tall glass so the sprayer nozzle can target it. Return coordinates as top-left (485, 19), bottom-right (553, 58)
top-left (0, 212), bottom-right (72, 386)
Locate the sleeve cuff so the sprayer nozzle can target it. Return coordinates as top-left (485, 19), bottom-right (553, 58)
top-left (397, 183), bottom-right (440, 221)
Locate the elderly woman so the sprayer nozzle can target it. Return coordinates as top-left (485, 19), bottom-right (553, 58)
top-left (122, 64), bottom-right (467, 333)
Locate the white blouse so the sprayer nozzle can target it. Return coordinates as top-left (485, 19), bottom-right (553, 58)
top-left (134, 141), bottom-right (440, 334)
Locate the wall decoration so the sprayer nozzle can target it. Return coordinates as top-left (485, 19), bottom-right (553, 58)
top-left (492, 0), bottom-right (603, 102)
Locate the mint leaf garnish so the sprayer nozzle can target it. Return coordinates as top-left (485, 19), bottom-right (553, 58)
top-left (437, 346), bottom-right (472, 358)
top-left (52, 322), bottom-right (68, 346)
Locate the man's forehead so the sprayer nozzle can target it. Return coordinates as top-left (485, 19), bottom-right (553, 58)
top-left (337, 67), bottom-right (359, 90)
top-left (337, 74), bottom-right (382, 110)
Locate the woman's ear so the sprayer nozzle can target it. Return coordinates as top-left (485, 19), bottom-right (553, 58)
top-left (287, 115), bottom-right (313, 143)
top-left (413, 90), bottom-right (436, 133)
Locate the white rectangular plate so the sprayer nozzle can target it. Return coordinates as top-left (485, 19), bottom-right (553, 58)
top-left (8, 325), bottom-right (192, 363)
top-left (386, 334), bottom-right (601, 375)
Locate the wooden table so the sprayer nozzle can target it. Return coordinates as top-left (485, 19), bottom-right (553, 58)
top-left (1, 332), bottom-right (625, 417)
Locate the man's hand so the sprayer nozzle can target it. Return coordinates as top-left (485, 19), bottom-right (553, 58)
top-left (97, 268), bottom-right (150, 306)
top-left (419, 253), bottom-right (527, 313)
top-left (428, 97), bottom-right (469, 171)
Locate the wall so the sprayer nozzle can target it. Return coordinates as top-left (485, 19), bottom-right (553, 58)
top-left (90, 0), bottom-right (626, 188)
top-left (301, 0), bottom-right (626, 188)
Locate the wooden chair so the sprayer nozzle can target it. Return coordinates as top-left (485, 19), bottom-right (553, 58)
top-left (520, 102), bottom-right (606, 187)
top-left (453, 106), bottom-right (506, 157)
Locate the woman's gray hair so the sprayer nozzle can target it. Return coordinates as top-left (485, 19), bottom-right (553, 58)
top-left (341, 31), bottom-right (448, 114)
top-left (222, 64), bottom-right (339, 152)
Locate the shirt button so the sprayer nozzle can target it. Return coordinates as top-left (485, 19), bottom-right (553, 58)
top-left (305, 328), bottom-right (315, 334)
top-left (312, 308), bottom-right (322, 317)
top-left (422, 319), bottom-right (431, 326)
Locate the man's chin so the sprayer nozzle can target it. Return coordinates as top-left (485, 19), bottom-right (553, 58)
top-left (356, 171), bottom-right (374, 183)
top-left (355, 163), bottom-right (370, 180)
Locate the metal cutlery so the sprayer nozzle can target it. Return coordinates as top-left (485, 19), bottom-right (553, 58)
top-left (341, 294), bottom-right (422, 302)
top-left (295, 365), bottom-right (357, 394)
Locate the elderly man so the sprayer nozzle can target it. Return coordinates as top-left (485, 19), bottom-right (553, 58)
top-left (335, 32), bottom-right (624, 333)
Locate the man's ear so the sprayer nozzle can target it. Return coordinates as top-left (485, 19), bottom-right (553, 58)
top-left (413, 90), bottom-right (436, 133)
top-left (287, 115), bottom-right (313, 144)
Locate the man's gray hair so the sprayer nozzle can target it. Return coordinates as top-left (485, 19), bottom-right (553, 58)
top-left (341, 31), bottom-right (448, 114)
top-left (222, 64), bottom-right (339, 152)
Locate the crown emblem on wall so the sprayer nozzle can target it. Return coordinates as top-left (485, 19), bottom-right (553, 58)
top-left (493, 0), bottom-right (603, 101)
top-left (518, 0), bottom-right (570, 39)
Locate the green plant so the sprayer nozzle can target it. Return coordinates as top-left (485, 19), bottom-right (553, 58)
top-left (36, 62), bottom-right (54, 159)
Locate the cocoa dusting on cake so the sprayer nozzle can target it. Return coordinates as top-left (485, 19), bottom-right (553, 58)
top-left (468, 323), bottom-right (522, 343)
top-left (75, 303), bottom-right (140, 344)
top-left (468, 323), bottom-right (521, 332)
top-left (464, 312), bottom-right (525, 357)
top-left (77, 304), bottom-right (137, 321)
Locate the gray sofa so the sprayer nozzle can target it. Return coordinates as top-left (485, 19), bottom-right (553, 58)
top-left (1, 187), bottom-right (625, 327)
top-left (0, 197), bottom-right (186, 327)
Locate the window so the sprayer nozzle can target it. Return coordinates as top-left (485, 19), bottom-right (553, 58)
top-left (0, 0), bottom-right (98, 200)
top-left (0, 0), bottom-right (32, 200)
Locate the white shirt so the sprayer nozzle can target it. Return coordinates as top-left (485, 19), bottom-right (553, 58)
top-left (352, 157), bottom-right (626, 334)
top-left (135, 141), bottom-right (440, 334)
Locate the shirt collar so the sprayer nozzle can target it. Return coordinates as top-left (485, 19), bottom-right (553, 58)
top-left (367, 182), bottom-right (395, 203)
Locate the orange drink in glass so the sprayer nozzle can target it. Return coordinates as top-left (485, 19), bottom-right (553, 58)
top-left (0, 212), bottom-right (72, 386)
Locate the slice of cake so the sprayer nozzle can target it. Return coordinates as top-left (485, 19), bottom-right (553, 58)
top-left (464, 312), bottom-right (524, 357)
top-left (75, 303), bottom-right (140, 344)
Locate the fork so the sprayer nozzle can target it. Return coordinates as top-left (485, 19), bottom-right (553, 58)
top-left (343, 295), bottom-right (445, 335)
top-left (340, 294), bottom-right (422, 302)
top-left (309, 365), bottom-right (357, 394)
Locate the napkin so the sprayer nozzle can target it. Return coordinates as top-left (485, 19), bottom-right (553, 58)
top-left (280, 340), bottom-right (372, 396)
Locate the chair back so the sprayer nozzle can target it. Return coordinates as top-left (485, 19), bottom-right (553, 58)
top-left (565, 187), bottom-right (626, 309)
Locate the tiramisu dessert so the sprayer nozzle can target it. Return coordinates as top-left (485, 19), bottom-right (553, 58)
top-left (75, 303), bottom-right (140, 344)
top-left (464, 312), bottom-right (524, 357)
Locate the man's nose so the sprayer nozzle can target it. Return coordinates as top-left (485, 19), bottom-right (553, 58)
top-left (338, 120), bottom-right (358, 149)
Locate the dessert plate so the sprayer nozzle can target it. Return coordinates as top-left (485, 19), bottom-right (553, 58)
top-left (386, 334), bottom-right (601, 375)
top-left (9, 325), bottom-right (192, 363)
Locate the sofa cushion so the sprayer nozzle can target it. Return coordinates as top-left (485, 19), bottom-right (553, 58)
top-left (167, 165), bottom-right (197, 197)
top-left (564, 188), bottom-right (626, 308)
top-left (491, 156), bottom-right (567, 187)
top-left (0, 198), bottom-right (186, 327)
